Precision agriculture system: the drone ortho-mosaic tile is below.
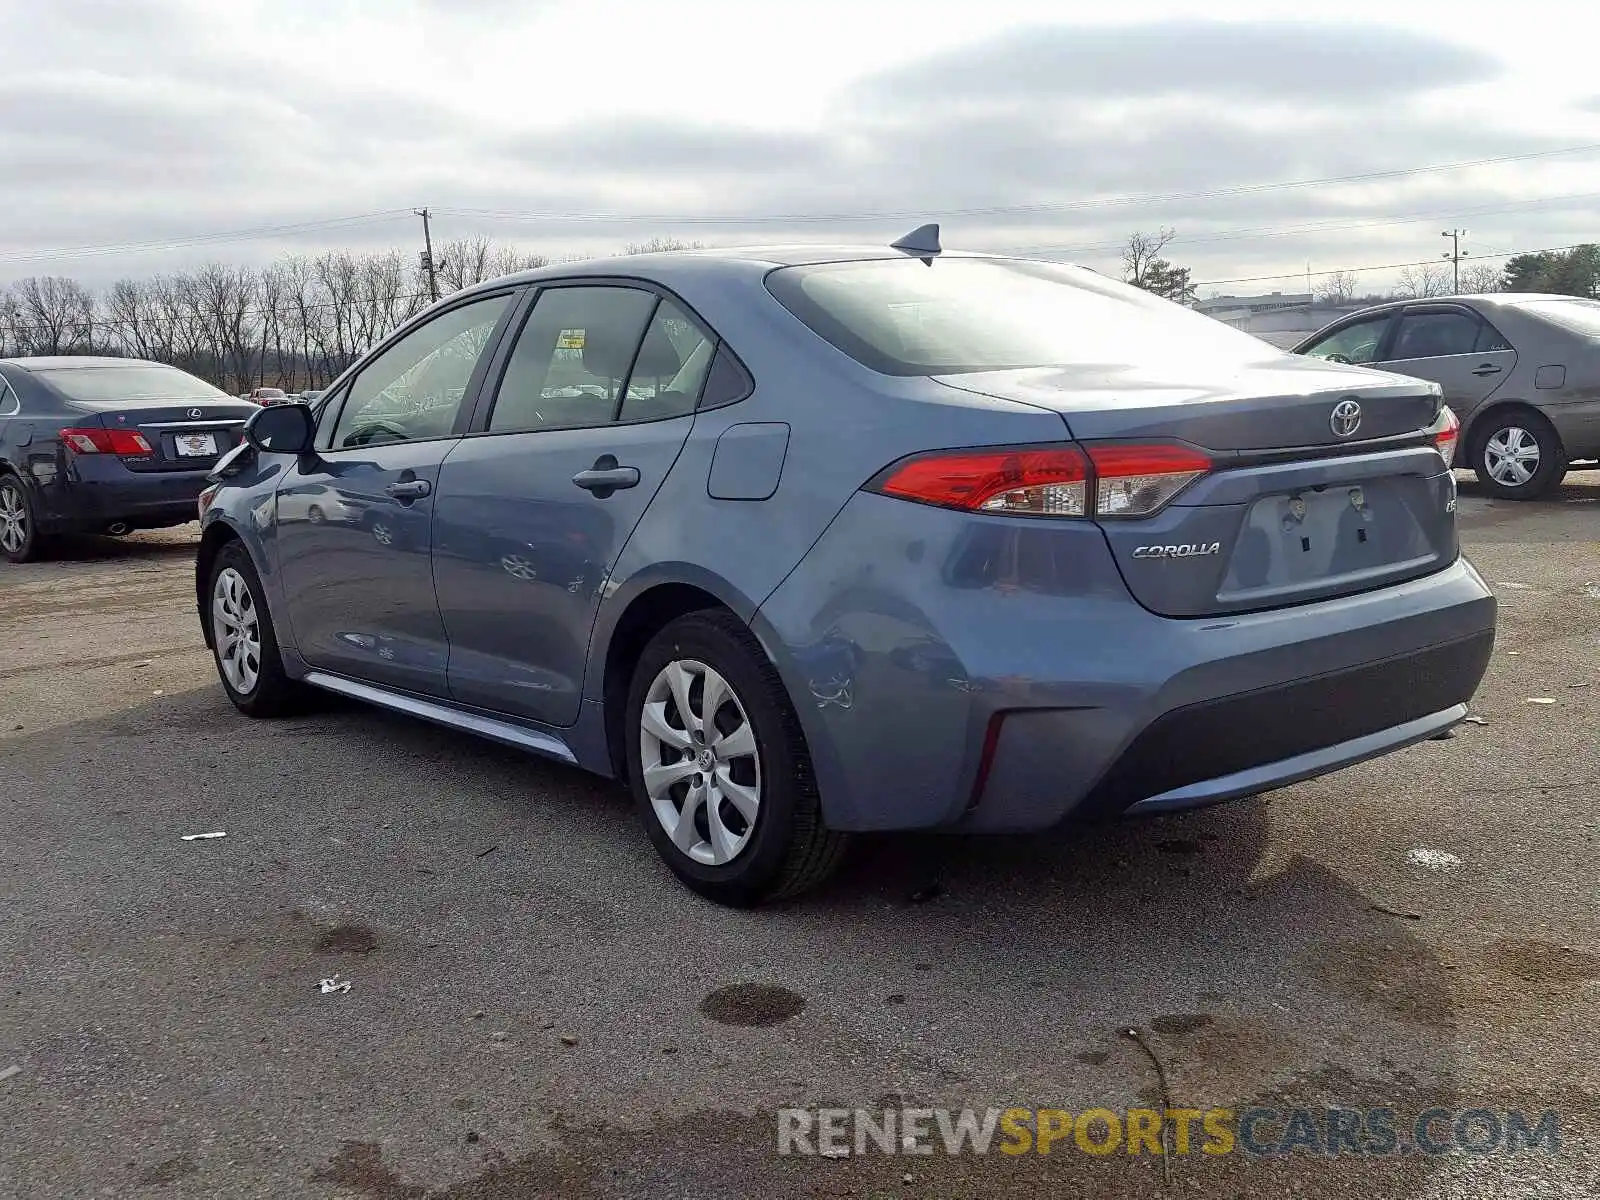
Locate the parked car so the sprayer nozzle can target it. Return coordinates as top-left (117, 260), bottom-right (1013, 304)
top-left (1292, 294), bottom-right (1600, 499)
top-left (195, 231), bottom-right (1495, 905)
top-left (0, 357), bottom-right (258, 562)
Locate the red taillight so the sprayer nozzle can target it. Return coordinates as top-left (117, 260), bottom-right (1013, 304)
top-left (874, 446), bottom-right (1090, 516)
top-left (60, 427), bottom-right (153, 456)
top-left (868, 442), bottom-right (1209, 519)
top-left (1430, 405), bottom-right (1459, 468)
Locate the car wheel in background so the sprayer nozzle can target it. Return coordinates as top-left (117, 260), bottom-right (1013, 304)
top-left (0, 475), bottom-right (43, 564)
top-left (207, 540), bottom-right (305, 717)
top-left (1471, 409), bottom-right (1567, 500)
top-left (626, 609), bottom-right (849, 906)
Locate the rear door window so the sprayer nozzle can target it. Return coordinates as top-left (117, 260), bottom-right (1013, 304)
top-left (1389, 311), bottom-right (1482, 360)
top-left (488, 286), bottom-right (657, 432)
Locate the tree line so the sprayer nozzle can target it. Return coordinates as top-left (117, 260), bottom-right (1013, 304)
top-left (5, 231), bottom-right (1595, 390)
top-left (1120, 230), bottom-right (1600, 306)
top-left (0, 236), bottom-right (699, 393)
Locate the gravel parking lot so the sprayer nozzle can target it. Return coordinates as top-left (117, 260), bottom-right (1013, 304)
top-left (3, 477), bottom-right (1598, 1199)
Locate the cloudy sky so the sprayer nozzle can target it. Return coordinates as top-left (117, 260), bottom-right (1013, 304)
top-left (1, 0), bottom-right (1596, 297)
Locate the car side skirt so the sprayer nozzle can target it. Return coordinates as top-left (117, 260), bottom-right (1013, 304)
top-left (300, 671), bottom-right (578, 764)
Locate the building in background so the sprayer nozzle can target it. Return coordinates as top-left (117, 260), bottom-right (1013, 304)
top-left (1195, 291), bottom-right (1368, 348)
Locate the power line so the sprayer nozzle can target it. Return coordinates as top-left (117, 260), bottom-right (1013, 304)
top-left (994, 191), bottom-right (1600, 258)
top-left (1194, 243), bottom-right (1580, 288)
top-left (437, 142), bottom-right (1600, 227)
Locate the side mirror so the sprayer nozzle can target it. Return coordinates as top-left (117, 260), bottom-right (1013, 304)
top-left (244, 402), bottom-right (316, 454)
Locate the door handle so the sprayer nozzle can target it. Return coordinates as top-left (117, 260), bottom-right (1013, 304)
top-left (1470, 364), bottom-right (1503, 377)
top-left (572, 455), bottom-right (640, 497)
top-left (385, 479), bottom-right (432, 500)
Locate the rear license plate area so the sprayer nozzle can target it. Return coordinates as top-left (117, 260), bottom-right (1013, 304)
top-left (1219, 482), bottom-right (1431, 598)
top-left (173, 433), bottom-right (217, 457)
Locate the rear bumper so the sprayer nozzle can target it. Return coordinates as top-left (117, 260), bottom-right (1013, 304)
top-left (37, 456), bottom-right (209, 532)
top-left (980, 629), bottom-right (1492, 829)
top-left (756, 490), bottom-right (1498, 834)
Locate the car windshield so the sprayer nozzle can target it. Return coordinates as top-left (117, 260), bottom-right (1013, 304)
top-left (34, 364), bottom-right (231, 403)
top-left (1521, 298), bottom-right (1600, 338)
top-left (765, 257), bottom-right (1280, 376)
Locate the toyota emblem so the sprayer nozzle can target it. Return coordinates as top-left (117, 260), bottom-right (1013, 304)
top-left (1330, 399), bottom-right (1362, 438)
top-left (187, 408), bottom-right (204, 419)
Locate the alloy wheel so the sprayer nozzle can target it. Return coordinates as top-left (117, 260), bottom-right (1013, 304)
top-left (1483, 426), bottom-right (1541, 488)
top-left (212, 567), bottom-right (262, 694)
top-left (0, 482), bottom-right (27, 555)
top-left (640, 658), bottom-right (762, 866)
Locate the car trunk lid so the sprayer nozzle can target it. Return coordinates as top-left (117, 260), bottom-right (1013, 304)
top-left (937, 359), bottom-right (1458, 618)
top-left (71, 399), bottom-right (259, 473)
top-left (938, 357), bottom-right (1440, 451)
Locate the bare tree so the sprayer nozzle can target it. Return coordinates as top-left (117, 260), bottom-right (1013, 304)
top-left (1120, 228), bottom-right (1196, 303)
top-left (1458, 263), bottom-right (1505, 294)
top-left (436, 236), bottom-right (496, 293)
top-left (1394, 264), bottom-right (1453, 299)
top-left (5, 276), bottom-right (98, 355)
top-left (0, 293), bottom-right (20, 357)
top-left (192, 264), bottom-right (261, 391)
top-left (1121, 228), bottom-right (1176, 287)
top-left (105, 279), bottom-right (163, 360)
top-left (1315, 270), bottom-right (1360, 306)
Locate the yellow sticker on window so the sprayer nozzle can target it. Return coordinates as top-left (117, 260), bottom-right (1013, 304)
top-left (557, 329), bottom-right (586, 350)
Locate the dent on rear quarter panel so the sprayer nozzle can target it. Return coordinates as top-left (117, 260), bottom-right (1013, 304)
top-left (756, 490), bottom-right (1140, 832)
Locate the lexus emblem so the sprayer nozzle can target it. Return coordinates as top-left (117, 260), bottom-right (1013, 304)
top-left (187, 408), bottom-right (204, 419)
top-left (1330, 399), bottom-right (1362, 438)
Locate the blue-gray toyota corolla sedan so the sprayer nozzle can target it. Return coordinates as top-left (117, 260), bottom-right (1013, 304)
top-left (195, 231), bottom-right (1496, 905)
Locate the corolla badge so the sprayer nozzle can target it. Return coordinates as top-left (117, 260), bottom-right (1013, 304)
top-left (1330, 399), bottom-right (1362, 438)
top-left (1132, 543), bottom-right (1222, 560)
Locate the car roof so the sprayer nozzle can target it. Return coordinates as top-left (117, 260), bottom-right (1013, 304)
top-left (1324, 292), bottom-right (1585, 320)
top-left (0, 355), bottom-right (173, 371)
top-left (460, 244), bottom-right (1019, 296)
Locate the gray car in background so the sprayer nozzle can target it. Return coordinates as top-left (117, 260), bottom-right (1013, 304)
top-left (195, 234), bottom-right (1496, 905)
top-left (1293, 293), bottom-right (1600, 499)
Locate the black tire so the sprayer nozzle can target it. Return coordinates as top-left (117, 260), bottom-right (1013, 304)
top-left (625, 609), bottom-right (849, 906)
top-left (0, 474), bottom-right (45, 564)
top-left (205, 539), bottom-right (307, 717)
top-left (1471, 409), bottom-right (1567, 501)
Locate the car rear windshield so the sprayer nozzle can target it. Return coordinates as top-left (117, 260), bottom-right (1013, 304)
top-left (33, 364), bottom-right (230, 403)
top-left (1521, 298), bottom-right (1600, 338)
top-left (764, 257), bottom-right (1279, 376)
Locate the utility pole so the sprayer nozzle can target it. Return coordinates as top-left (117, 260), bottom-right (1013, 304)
top-left (1441, 229), bottom-right (1468, 293)
top-left (416, 207), bottom-right (440, 302)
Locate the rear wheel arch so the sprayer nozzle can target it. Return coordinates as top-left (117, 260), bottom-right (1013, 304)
top-left (600, 582), bottom-right (735, 778)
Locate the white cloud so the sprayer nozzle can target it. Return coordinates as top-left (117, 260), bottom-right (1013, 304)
top-left (1, 0), bottom-right (1596, 295)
